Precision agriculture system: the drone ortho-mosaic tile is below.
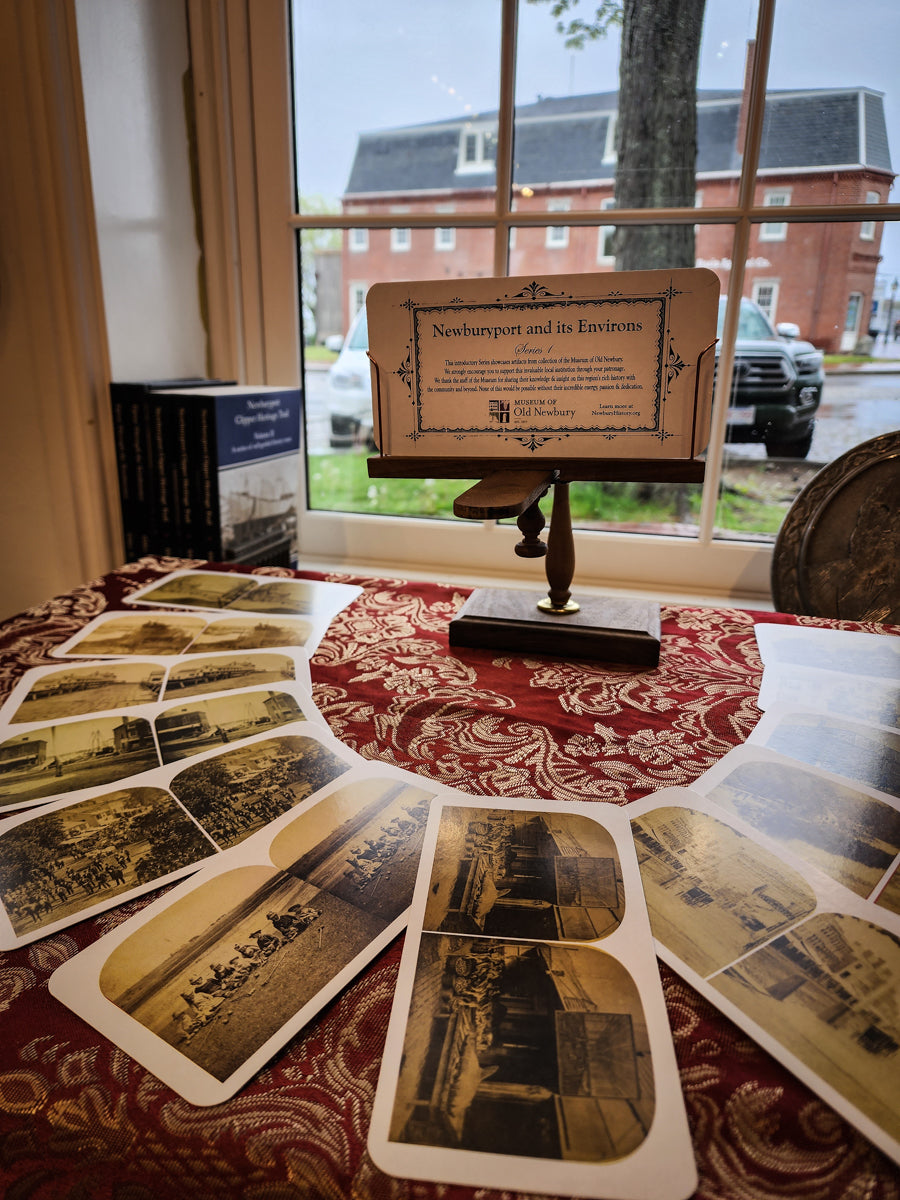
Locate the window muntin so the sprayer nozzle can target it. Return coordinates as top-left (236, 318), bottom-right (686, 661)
top-left (282, 0), bottom-right (900, 592)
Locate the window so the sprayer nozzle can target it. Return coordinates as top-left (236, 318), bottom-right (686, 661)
top-left (435, 227), bottom-right (455, 251)
top-left (760, 189), bottom-right (790, 240)
top-left (456, 125), bottom-right (497, 173)
top-left (349, 282), bottom-right (366, 318)
top-left (349, 227), bottom-right (368, 252)
top-left (202, 0), bottom-right (900, 602)
top-left (861, 191), bottom-right (881, 239)
top-left (390, 228), bottom-right (411, 252)
top-left (597, 198), bottom-right (616, 264)
top-left (546, 199), bottom-right (570, 249)
top-left (751, 279), bottom-right (779, 321)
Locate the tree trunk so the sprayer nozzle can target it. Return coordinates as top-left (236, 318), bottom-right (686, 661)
top-left (614, 0), bottom-right (707, 270)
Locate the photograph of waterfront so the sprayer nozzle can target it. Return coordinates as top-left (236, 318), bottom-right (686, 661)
top-left (183, 616), bottom-right (313, 653)
top-left (8, 662), bottom-right (165, 723)
top-left (699, 753), bottom-right (900, 899)
top-left (162, 653), bottom-right (299, 699)
top-left (751, 712), bottom-right (900, 799)
top-left (95, 775), bottom-right (434, 1084)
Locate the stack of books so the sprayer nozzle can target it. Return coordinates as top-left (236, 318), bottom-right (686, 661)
top-left (110, 380), bottom-right (302, 567)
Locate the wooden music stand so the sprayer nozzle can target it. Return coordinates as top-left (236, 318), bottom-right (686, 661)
top-left (367, 454), bottom-right (706, 666)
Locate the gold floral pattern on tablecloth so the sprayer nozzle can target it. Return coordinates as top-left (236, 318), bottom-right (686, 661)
top-left (0, 556), bottom-right (897, 1199)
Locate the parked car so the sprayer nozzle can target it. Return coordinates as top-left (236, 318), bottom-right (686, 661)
top-left (719, 297), bottom-right (824, 459)
top-left (326, 308), bottom-right (374, 449)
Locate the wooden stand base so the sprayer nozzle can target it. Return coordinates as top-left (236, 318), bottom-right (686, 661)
top-left (450, 587), bottom-right (661, 666)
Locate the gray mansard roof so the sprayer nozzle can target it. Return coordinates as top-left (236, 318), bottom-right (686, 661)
top-left (344, 87), bottom-right (892, 196)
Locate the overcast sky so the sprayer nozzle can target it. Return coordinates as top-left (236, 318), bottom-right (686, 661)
top-left (292, 0), bottom-right (899, 280)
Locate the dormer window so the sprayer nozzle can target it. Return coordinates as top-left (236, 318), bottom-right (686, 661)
top-left (457, 125), bottom-right (497, 173)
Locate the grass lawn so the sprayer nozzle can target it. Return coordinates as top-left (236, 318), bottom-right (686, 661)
top-left (306, 452), bottom-right (789, 538)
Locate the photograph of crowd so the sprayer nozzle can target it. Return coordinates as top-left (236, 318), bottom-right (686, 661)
top-left (168, 733), bottom-right (353, 848)
top-left (154, 689), bottom-right (306, 763)
top-left (0, 786), bottom-right (215, 939)
top-left (162, 653), bottom-right (298, 699)
top-left (0, 715), bottom-right (161, 808)
top-left (97, 775), bottom-right (434, 1083)
top-left (9, 662), bottom-right (165, 724)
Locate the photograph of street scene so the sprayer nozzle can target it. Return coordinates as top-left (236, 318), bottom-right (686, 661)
top-left (154, 689), bottom-right (306, 763)
top-left (631, 806), bottom-right (817, 978)
top-left (98, 776), bottom-right (434, 1082)
top-left (59, 614), bottom-right (208, 657)
top-left (183, 616), bottom-right (312, 653)
top-left (163, 653), bottom-right (299, 700)
top-left (423, 806), bottom-right (625, 941)
top-left (388, 934), bottom-right (653, 1161)
top-left (712, 912), bottom-right (900, 1144)
top-left (0, 786), bottom-right (215, 938)
top-left (0, 715), bottom-right (160, 809)
top-left (168, 733), bottom-right (353, 848)
top-left (753, 713), bottom-right (900, 799)
top-left (701, 756), bottom-right (900, 899)
top-left (9, 662), bottom-right (165, 724)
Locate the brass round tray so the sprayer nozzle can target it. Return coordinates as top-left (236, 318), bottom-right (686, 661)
top-left (771, 430), bottom-right (900, 621)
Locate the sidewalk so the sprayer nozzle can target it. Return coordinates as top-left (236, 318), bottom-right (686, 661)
top-left (826, 337), bottom-right (900, 374)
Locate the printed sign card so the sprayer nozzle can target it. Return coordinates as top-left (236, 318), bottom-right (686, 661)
top-left (369, 798), bottom-right (697, 1200)
top-left (367, 268), bottom-right (719, 460)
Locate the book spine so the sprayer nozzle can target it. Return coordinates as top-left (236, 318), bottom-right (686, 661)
top-left (110, 383), bottom-right (156, 559)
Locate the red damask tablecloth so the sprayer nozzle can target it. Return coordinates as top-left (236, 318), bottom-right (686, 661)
top-left (0, 556), bottom-right (896, 1199)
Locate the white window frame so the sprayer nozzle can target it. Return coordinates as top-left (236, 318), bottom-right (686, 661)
top-left (456, 124), bottom-right (497, 173)
top-left (187, 2), bottom-right (900, 604)
top-left (349, 227), bottom-right (368, 252)
top-left (597, 197), bottom-right (616, 264)
top-left (435, 227), bottom-right (456, 251)
top-left (759, 189), bottom-right (790, 241)
top-left (861, 191), bottom-right (880, 240)
top-left (349, 281), bottom-right (367, 318)
top-left (751, 279), bottom-right (779, 322)
top-left (390, 227), bottom-right (411, 252)
top-left (546, 198), bottom-right (570, 248)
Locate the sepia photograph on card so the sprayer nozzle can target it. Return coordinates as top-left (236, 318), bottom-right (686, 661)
top-left (49, 764), bottom-right (448, 1105)
top-left (748, 706), bottom-right (900, 799)
top-left (51, 608), bottom-right (332, 659)
top-left (124, 568), bottom-right (361, 621)
top-left (0, 649), bottom-right (311, 727)
top-left (691, 743), bottom-right (900, 901)
top-left (0, 683), bottom-right (326, 813)
top-left (756, 663), bottom-right (900, 729)
top-left (0, 717), bottom-right (362, 949)
top-left (628, 785), bottom-right (900, 1165)
top-left (754, 622), bottom-right (900, 681)
top-left (369, 797), bottom-right (697, 1200)
top-left (367, 268), bottom-right (718, 461)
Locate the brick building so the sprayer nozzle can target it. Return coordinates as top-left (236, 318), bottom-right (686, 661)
top-left (335, 87), bottom-right (894, 353)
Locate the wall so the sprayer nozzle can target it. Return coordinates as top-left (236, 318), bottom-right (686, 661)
top-left (76, 0), bottom-right (207, 380)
